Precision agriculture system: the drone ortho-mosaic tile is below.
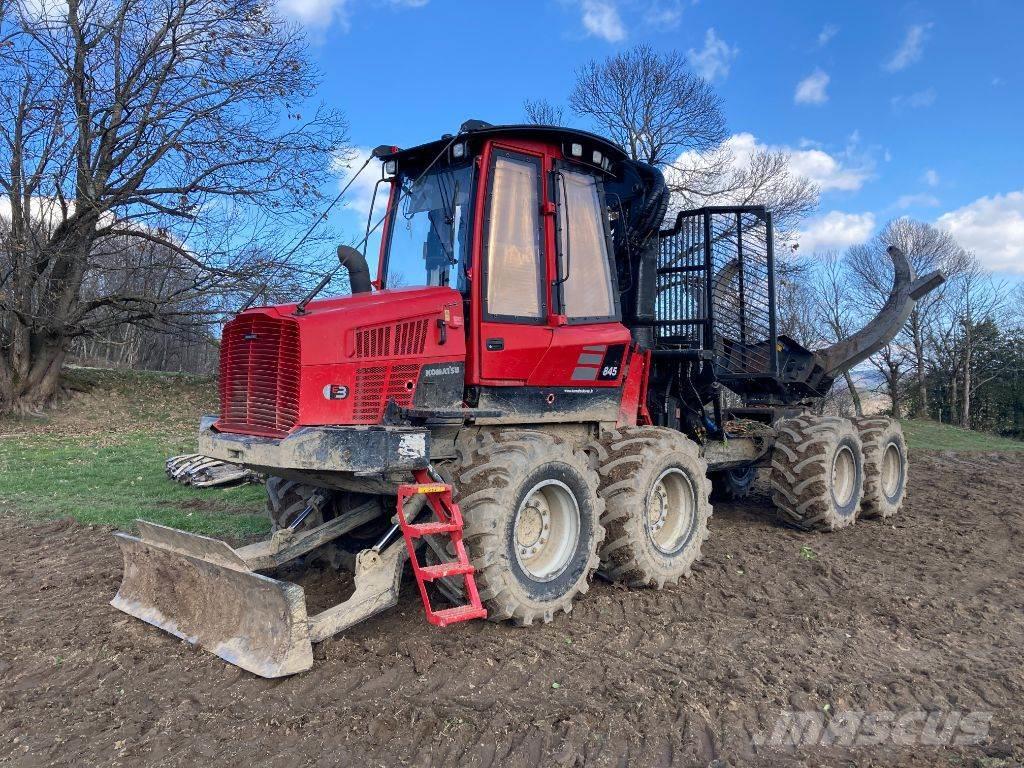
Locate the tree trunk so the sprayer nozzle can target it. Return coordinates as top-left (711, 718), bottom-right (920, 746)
top-left (950, 371), bottom-right (958, 425)
top-left (842, 371), bottom-right (864, 416)
top-left (887, 364), bottom-right (902, 419)
top-left (911, 315), bottom-right (928, 417)
top-left (961, 328), bottom-right (973, 430)
top-left (0, 336), bottom-right (68, 415)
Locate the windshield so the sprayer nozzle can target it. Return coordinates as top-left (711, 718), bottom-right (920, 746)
top-left (380, 164), bottom-right (473, 291)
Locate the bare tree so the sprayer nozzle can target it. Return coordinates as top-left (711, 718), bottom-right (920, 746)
top-left (549, 45), bottom-right (817, 238)
top-left (0, 0), bottom-right (349, 413)
top-left (943, 254), bottom-right (1008, 428)
top-left (812, 251), bottom-right (863, 415)
top-left (846, 218), bottom-right (968, 418)
top-left (523, 98), bottom-right (564, 126)
top-left (568, 45), bottom-right (726, 166)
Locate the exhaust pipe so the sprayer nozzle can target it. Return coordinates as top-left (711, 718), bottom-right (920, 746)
top-left (816, 246), bottom-right (945, 378)
top-left (337, 245), bottom-right (372, 294)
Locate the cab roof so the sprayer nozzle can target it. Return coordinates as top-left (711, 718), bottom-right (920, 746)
top-left (375, 120), bottom-right (629, 168)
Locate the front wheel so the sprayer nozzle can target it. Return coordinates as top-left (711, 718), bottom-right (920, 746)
top-left (453, 430), bottom-right (604, 625)
top-left (591, 427), bottom-right (712, 588)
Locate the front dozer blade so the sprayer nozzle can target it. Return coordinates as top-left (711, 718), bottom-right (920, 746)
top-left (111, 523), bottom-right (314, 678)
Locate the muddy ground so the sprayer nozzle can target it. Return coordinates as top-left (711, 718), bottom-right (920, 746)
top-left (1, 450), bottom-right (1022, 767)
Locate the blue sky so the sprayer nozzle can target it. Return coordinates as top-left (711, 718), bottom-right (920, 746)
top-left (287, 0), bottom-right (1024, 277)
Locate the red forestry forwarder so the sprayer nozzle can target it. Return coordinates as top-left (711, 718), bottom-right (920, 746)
top-left (112, 121), bottom-right (944, 677)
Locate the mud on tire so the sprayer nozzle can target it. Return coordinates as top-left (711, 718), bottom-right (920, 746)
top-left (451, 430), bottom-right (604, 625)
top-left (591, 427), bottom-right (712, 588)
top-left (852, 417), bottom-right (908, 519)
top-left (770, 415), bottom-right (865, 531)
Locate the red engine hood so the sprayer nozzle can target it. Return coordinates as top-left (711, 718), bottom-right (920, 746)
top-left (241, 286), bottom-right (464, 366)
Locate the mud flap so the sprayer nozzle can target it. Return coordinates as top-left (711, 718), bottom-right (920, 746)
top-left (111, 527), bottom-right (314, 678)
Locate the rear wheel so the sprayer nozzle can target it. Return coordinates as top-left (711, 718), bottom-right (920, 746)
top-left (453, 430), bottom-right (604, 625)
top-left (770, 415), bottom-right (864, 531)
top-left (853, 417), bottom-right (908, 519)
top-left (591, 427), bottom-right (712, 588)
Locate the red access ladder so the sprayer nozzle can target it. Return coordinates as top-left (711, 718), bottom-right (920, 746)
top-left (396, 470), bottom-right (487, 626)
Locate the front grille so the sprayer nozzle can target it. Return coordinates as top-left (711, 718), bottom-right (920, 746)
top-left (218, 313), bottom-right (301, 437)
top-left (353, 363), bottom-right (420, 423)
top-left (354, 318), bottom-right (429, 358)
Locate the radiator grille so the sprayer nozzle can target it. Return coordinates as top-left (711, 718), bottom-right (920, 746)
top-left (354, 318), bottom-right (430, 358)
top-left (353, 363), bottom-right (420, 423)
top-left (218, 313), bottom-right (301, 437)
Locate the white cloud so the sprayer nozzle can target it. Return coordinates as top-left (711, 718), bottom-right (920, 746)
top-left (885, 23), bottom-right (932, 72)
top-left (923, 169), bottom-right (940, 187)
top-left (332, 147), bottom-right (383, 218)
top-left (580, 0), bottom-right (625, 43)
top-left (936, 190), bottom-right (1024, 274)
top-left (817, 23), bottom-right (838, 47)
top-left (643, 2), bottom-right (683, 28)
top-left (891, 88), bottom-right (936, 110)
top-left (794, 69), bottom-right (829, 105)
top-left (277, 0), bottom-right (426, 29)
top-left (687, 28), bottom-right (739, 82)
top-left (796, 211), bottom-right (876, 254)
top-left (894, 193), bottom-right (940, 210)
top-left (675, 133), bottom-right (872, 194)
top-left (278, 0), bottom-right (349, 27)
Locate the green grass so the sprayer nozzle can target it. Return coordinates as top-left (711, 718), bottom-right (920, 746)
top-left (901, 419), bottom-right (1024, 452)
top-left (0, 430), bottom-right (270, 539)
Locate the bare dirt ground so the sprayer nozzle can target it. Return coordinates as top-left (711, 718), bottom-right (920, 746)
top-left (2, 450), bottom-right (1023, 767)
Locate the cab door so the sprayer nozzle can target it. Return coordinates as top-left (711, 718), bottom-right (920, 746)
top-left (529, 163), bottom-right (631, 387)
top-left (475, 147), bottom-right (553, 383)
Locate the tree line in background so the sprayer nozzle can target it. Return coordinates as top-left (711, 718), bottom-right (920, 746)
top-left (799, 220), bottom-right (1024, 439)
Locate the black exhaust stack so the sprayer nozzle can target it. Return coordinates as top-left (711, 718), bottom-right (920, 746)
top-left (337, 245), bottom-right (372, 295)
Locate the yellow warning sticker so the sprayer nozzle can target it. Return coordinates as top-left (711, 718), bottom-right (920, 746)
top-left (417, 484), bottom-right (448, 494)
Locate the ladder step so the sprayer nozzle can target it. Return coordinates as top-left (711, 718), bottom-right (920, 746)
top-left (429, 604), bottom-right (488, 626)
top-left (404, 521), bottom-right (461, 537)
top-left (417, 562), bottom-right (474, 581)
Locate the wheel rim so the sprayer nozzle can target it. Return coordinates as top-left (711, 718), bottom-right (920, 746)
top-left (646, 468), bottom-right (697, 554)
top-left (880, 442), bottom-right (903, 500)
top-left (514, 480), bottom-right (580, 582)
top-left (831, 445), bottom-right (857, 510)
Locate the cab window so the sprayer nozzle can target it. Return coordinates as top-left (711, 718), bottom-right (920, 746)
top-left (483, 151), bottom-right (545, 320)
top-left (556, 168), bottom-right (616, 320)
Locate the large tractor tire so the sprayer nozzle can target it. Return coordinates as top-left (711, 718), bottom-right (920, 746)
top-left (590, 427), bottom-right (712, 588)
top-left (852, 417), bottom-right (908, 519)
top-left (265, 478), bottom-right (386, 571)
top-left (710, 465), bottom-right (758, 501)
top-left (451, 430), bottom-right (604, 625)
top-left (770, 415), bottom-right (865, 531)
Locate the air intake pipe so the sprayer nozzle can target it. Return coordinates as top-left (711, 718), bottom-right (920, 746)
top-left (337, 245), bottom-right (372, 295)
